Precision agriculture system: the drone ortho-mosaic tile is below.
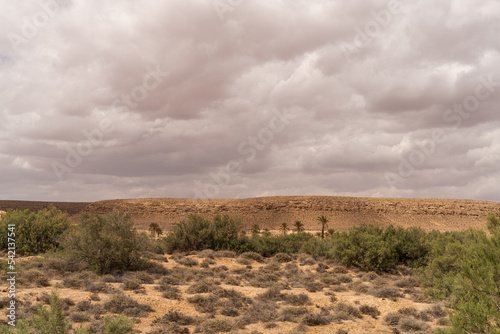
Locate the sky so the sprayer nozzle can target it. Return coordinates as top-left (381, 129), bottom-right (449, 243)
top-left (0, 0), bottom-right (499, 202)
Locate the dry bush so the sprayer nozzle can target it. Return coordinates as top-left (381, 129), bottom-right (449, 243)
top-left (278, 307), bottom-right (310, 322)
top-left (334, 303), bottom-right (362, 319)
top-left (303, 280), bottom-right (325, 292)
top-left (316, 262), bottom-right (329, 273)
top-left (427, 304), bottom-right (447, 318)
top-left (134, 271), bottom-right (155, 284)
top-left (262, 261), bottom-right (281, 272)
top-left (398, 307), bottom-right (419, 318)
top-left (187, 294), bottom-right (219, 314)
top-left (201, 258), bottom-right (216, 267)
top-left (359, 305), bottom-right (380, 319)
top-left (236, 257), bottom-right (252, 265)
top-left (300, 257), bottom-right (316, 266)
top-left (329, 285), bottom-right (348, 292)
top-left (285, 293), bottom-right (312, 306)
top-left (302, 313), bottom-right (331, 326)
top-left (274, 253), bottom-right (293, 263)
top-left (336, 330), bottom-right (348, 334)
top-left (331, 266), bottom-right (349, 274)
top-left (60, 297), bottom-right (75, 310)
top-left (70, 311), bottom-right (91, 323)
top-left (36, 292), bottom-right (51, 305)
top-left (247, 272), bottom-right (280, 288)
top-left (160, 286), bottom-right (182, 300)
top-left (224, 276), bottom-right (241, 286)
top-left (76, 300), bottom-right (91, 312)
top-left (384, 312), bottom-right (401, 326)
top-left (220, 307), bottom-right (240, 317)
top-left (103, 293), bottom-right (153, 317)
top-left (195, 318), bottom-right (235, 333)
top-left (19, 269), bottom-right (50, 288)
top-left (186, 280), bottom-right (218, 294)
top-left (239, 252), bottom-right (264, 263)
top-left (153, 310), bottom-right (197, 326)
top-left (175, 257), bottom-right (199, 267)
top-left (361, 272), bottom-right (378, 281)
top-left (122, 279), bottom-right (143, 291)
top-left (258, 286), bottom-right (284, 301)
top-left (285, 262), bottom-right (299, 271)
top-left (62, 276), bottom-right (85, 289)
top-left (215, 250), bottom-right (236, 258)
top-left (348, 281), bottom-right (370, 294)
top-left (244, 300), bottom-right (278, 324)
top-left (321, 275), bottom-right (341, 286)
top-left (373, 287), bottom-right (403, 299)
top-left (90, 293), bottom-right (101, 301)
top-left (337, 274), bottom-right (353, 283)
top-left (197, 249), bottom-right (216, 259)
top-left (398, 316), bottom-right (429, 332)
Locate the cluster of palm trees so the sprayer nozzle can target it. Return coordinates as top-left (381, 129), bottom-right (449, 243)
top-left (151, 215), bottom-right (332, 239)
top-left (148, 223), bottom-right (163, 238)
top-left (264, 215), bottom-right (331, 238)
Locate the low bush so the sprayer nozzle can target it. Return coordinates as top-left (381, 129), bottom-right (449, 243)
top-left (302, 313), bottom-right (331, 326)
top-left (398, 316), bottom-right (428, 332)
top-left (384, 312), bottom-right (401, 326)
top-left (103, 293), bottom-right (153, 317)
top-left (359, 305), bottom-right (380, 318)
top-left (103, 315), bottom-right (134, 334)
top-left (153, 310), bottom-right (196, 326)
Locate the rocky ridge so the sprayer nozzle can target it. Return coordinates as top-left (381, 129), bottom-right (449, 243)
top-left (82, 196), bottom-right (500, 232)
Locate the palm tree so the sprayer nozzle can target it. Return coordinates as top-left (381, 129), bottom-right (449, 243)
top-left (148, 223), bottom-right (163, 238)
top-left (317, 215), bottom-right (329, 239)
top-left (279, 222), bottom-right (289, 236)
top-left (294, 220), bottom-right (305, 233)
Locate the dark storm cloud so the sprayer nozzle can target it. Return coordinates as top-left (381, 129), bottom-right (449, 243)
top-left (0, 0), bottom-right (498, 202)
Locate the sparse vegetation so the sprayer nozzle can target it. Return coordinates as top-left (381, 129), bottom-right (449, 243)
top-left (7, 208), bottom-right (500, 333)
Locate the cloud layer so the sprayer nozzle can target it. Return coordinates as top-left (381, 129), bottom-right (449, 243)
top-left (0, 0), bottom-right (499, 202)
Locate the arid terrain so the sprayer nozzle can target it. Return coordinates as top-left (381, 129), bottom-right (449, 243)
top-left (7, 251), bottom-right (447, 334)
top-left (3, 196), bottom-right (499, 232)
top-left (1, 196), bottom-right (499, 333)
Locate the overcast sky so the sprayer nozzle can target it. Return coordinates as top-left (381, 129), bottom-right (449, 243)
top-left (0, 0), bottom-right (499, 202)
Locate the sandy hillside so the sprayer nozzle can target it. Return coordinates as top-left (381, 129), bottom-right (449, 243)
top-left (81, 196), bottom-right (500, 232)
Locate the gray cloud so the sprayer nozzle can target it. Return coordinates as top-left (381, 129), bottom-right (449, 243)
top-left (0, 0), bottom-right (499, 202)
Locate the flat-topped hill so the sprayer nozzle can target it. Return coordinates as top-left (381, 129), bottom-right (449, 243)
top-left (81, 196), bottom-right (500, 232)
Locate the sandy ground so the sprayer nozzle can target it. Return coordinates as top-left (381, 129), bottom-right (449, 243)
top-left (2, 254), bottom-right (448, 334)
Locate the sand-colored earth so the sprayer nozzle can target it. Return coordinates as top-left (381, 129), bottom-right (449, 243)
top-left (5, 254), bottom-right (447, 334)
top-left (2, 196), bottom-right (499, 233)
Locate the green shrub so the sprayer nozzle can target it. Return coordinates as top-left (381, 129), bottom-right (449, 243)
top-left (60, 211), bottom-right (149, 274)
top-left (32, 292), bottom-right (72, 334)
top-left (103, 315), bottom-right (134, 334)
top-left (328, 225), bottom-right (398, 271)
top-left (164, 214), bottom-right (241, 253)
top-left (0, 207), bottom-right (69, 255)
